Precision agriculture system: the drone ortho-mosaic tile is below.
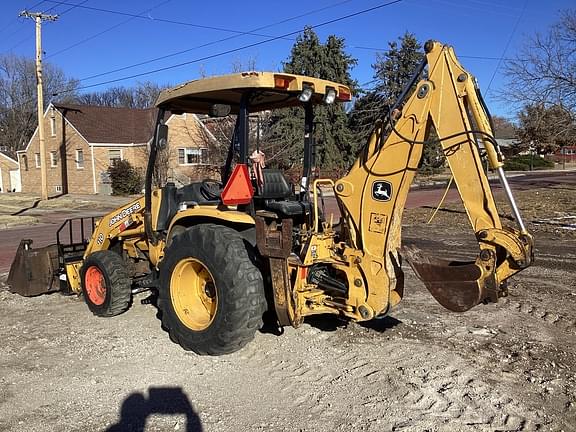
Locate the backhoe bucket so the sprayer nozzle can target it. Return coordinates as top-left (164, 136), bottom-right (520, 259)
top-left (402, 246), bottom-right (496, 312)
top-left (7, 240), bottom-right (60, 297)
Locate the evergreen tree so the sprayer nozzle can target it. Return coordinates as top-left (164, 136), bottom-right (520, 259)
top-left (263, 28), bottom-right (358, 171)
top-left (349, 32), bottom-right (443, 172)
top-left (349, 32), bottom-right (423, 144)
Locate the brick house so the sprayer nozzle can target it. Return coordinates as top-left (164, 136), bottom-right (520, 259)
top-left (163, 112), bottom-right (221, 185)
top-left (0, 151), bottom-right (20, 193)
top-left (553, 146), bottom-right (576, 163)
top-left (17, 103), bottom-right (217, 195)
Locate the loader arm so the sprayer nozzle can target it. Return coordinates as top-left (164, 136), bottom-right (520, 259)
top-left (335, 40), bottom-right (533, 313)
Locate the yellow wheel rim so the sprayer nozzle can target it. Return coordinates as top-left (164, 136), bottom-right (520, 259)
top-left (170, 258), bottom-right (217, 331)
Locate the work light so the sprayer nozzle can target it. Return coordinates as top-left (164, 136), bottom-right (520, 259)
top-left (299, 86), bottom-right (313, 102)
top-left (324, 88), bottom-right (336, 104)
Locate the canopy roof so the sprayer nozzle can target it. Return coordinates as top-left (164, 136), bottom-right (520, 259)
top-left (155, 71), bottom-right (351, 114)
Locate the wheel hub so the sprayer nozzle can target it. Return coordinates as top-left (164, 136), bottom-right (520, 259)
top-left (85, 266), bottom-right (106, 306)
top-left (170, 258), bottom-right (217, 331)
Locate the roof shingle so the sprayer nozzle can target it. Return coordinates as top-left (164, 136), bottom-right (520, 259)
top-left (53, 103), bottom-right (157, 144)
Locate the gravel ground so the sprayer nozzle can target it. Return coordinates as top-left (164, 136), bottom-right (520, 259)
top-left (0, 185), bottom-right (574, 432)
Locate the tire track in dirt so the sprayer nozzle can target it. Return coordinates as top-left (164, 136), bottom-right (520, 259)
top-left (508, 300), bottom-right (576, 333)
top-left (241, 325), bottom-right (549, 431)
top-left (381, 364), bottom-right (546, 431)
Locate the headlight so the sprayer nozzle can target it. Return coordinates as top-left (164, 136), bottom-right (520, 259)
top-left (324, 88), bottom-right (336, 104)
top-left (299, 86), bottom-right (313, 103)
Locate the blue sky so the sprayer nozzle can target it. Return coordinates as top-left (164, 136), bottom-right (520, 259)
top-left (1, 0), bottom-right (573, 118)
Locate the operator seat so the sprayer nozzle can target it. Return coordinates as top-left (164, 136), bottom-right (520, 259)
top-left (177, 181), bottom-right (221, 204)
top-left (156, 182), bottom-right (178, 231)
top-left (155, 180), bottom-right (221, 232)
top-left (259, 169), bottom-right (293, 199)
top-left (258, 169), bottom-right (310, 218)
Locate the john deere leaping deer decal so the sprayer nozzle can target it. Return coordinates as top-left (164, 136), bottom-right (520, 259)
top-left (372, 181), bottom-right (392, 202)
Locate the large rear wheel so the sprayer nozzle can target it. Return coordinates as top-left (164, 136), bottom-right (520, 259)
top-left (81, 250), bottom-right (132, 317)
top-left (158, 224), bottom-right (266, 355)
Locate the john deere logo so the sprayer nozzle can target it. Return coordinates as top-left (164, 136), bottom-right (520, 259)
top-left (372, 181), bottom-right (392, 201)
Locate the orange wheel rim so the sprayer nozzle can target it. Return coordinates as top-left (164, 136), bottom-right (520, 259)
top-left (85, 266), bottom-right (106, 306)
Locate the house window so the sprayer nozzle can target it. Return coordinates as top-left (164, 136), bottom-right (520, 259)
top-left (21, 155), bottom-right (28, 171)
top-left (76, 149), bottom-right (84, 169)
top-left (109, 149), bottom-right (122, 165)
top-left (178, 147), bottom-right (208, 165)
top-left (50, 151), bottom-right (57, 167)
top-left (35, 153), bottom-right (41, 168)
top-left (50, 116), bottom-right (56, 137)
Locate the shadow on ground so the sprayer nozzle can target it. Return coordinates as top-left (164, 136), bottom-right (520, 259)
top-left (106, 386), bottom-right (202, 432)
top-left (359, 315), bottom-right (403, 332)
top-left (260, 310), bottom-right (403, 334)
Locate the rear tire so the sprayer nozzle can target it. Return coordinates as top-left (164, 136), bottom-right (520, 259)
top-left (81, 250), bottom-right (132, 317)
top-left (166, 225), bottom-right (186, 247)
top-left (158, 224), bottom-right (266, 355)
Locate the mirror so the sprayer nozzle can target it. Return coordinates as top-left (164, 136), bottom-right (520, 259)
top-left (157, 124), bottom-right (168, 150)
top-left (209, 104), bottom-right (231, 117)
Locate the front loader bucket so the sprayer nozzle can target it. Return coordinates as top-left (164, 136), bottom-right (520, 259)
top-left (402, 246), bottom-right (497, 312)
top-left (7, 240), bottom-right (60, 297)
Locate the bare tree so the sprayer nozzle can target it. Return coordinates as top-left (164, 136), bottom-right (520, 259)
top-left (0, 54), bottom-right (78, 156)
top-left (230, 56), bottom-right (258, 73)
top-left (516, 103), bottom-right (575, 154)
top-left (75, 81), bottom-right (167, 109)
top-left (492, 116), bottom-right (517, 139)
top-left (504, 9), bottom-right (576, 111)
top-left (197, 115), bottom-right (237, 180)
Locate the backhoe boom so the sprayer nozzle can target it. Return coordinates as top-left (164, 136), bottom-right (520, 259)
top-left (334, 40), bottom-right (533, 313)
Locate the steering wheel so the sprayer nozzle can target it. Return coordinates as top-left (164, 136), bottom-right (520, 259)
top-left (200, 179), bottom-right (222, 200)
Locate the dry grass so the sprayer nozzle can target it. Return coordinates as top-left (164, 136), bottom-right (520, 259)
top-left (404, 185), bottom-right (576, 239)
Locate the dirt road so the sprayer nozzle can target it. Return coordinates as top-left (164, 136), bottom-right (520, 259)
top-left (0, 179), bottom-right (574, 431)
top-left (0, 227), bottom-right (574, 431)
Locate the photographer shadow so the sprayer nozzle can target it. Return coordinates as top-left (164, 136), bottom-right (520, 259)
top-left (106, 386), bottom-right (203, 432)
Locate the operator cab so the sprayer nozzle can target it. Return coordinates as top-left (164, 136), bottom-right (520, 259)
top-left (149, 72), bottom-right (351, 228)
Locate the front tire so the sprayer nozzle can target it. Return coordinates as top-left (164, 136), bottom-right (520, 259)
top-left (158, 224), bottom-right (266, 355)
top-left (81, 250), bottom-right (132, 317)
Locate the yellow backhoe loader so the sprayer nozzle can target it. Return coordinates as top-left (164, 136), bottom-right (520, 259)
top-left (8, 41), bottom-right (533, 355)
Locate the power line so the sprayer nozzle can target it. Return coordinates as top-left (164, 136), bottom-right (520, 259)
top-left (0, 1), bottom-right (46, 36)
top-left (427, 0), bottom-right (520, 18)
top-left (45, 0), bottom-right (321, 38)
top-left (46, 0), bottom-right (353, 62)
top-left (6, 0), bottom-right (88, 51)
top-left (76, 0), bottom-right (354, 83)
top-left (486, 0), bottom-right (528, 93)
top-left (53, 0), bottom-right (403, 94)
top-left (46, 0), bottom-right (173, 59)
top-left (350, 45), bottom-right (512, 61)
top-left (55, 0), bottom-right (90, 15)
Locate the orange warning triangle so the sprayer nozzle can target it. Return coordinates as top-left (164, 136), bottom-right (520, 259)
top-left (221, 164), bottom-right (254, 205)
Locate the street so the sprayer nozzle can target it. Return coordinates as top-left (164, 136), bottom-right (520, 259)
top-left (1, 170), bottom-right (575, 273)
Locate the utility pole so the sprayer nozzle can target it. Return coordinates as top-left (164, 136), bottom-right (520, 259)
top-left (19, 10), bottom-right (58, 201)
